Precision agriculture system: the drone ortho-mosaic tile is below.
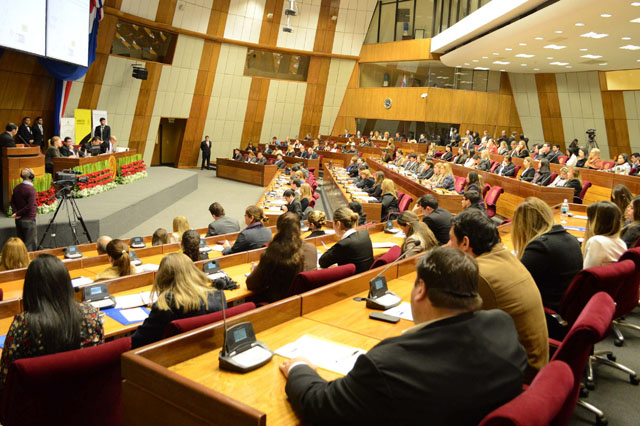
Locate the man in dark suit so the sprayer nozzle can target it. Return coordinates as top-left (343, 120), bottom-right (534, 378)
top-left (100, 135), bottom-right (116, 154)
top-left (200, 136), bottom-right (212, 169)
top-left (414, 195), bottom-right (451, 245)
top-left (31, 116), bottom-right (44, 150)
top-left (281, 247), bottom-right (528, 426)
top-left (60, 137), bottom-right (79, 157)
top-left (255, 152), bottom-right (268, 165)
top-left (462, 190), bottom-right (487, 214)
top-left (283, 189), bottom-right (303, 219)
top-left (94, 118), bottom-right (111, 144)
top-left (494, 157), bottom-right (516, 177)
top-left (319, 223), bottom-right (374, 273)
top-left (537, 143), bottom-right (559, 163)
top-left (418, 160), bottom-right (434, 180)
top-left (0, 123), bottom-right (18, 203)
top-left (16, 117), bottom-right (34, 145)
top-left (274, 154), bottom-right (286, 169)
top-left (206, 202), bottom-right (241, 236)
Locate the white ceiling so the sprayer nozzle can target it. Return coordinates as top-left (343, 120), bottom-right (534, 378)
top-left (438, 0), bottom-right (640, 73)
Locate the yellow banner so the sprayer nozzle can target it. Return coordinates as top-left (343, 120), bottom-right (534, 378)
top-left (74, 109), bottom-right (93, 146)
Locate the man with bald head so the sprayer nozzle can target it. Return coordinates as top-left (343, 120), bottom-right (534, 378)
top-left (96, 236), bottom-right (113, 255)
top-left (10, 168), bottom-right (37, 250)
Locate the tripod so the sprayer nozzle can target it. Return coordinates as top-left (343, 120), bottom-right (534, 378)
top-left (586, 135), bottom-right (599, 152)
top-left (37, 185), bottom-right (93, 249)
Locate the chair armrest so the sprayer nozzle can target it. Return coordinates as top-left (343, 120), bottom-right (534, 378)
top-left (548, 338), bottom-right (563, 348)
top-left (544, 307), bottom-right (568, 326)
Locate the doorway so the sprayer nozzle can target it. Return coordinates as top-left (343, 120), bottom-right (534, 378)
top-left (152, 118), bottom-right (186, 166)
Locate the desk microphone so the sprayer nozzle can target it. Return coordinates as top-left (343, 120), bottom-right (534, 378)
top-left (366, 241), bottom-right (420, 310)
top-left (214, 279), bottom-right (273, 373)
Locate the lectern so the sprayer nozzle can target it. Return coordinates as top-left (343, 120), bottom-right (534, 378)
top-left (2, 147), bottom-right (45, 211)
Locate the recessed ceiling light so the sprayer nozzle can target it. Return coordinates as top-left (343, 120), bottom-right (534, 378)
top-left (519, 43), bottom-right (527, 46)
top-left (535, 37), bottom-right (544, 40)
top-left (621, 44), bottom-right (640, 50)
top-left (581, 32), bottom-right (609, 39)
top-left (550, 61), bottom-right (569, 66)
top-left (472, 59), bottom-right (479, 62)
top-left (464, 63), bottom-right (470, 65)
top-left (515, 53), bottom-right (535, 58)
top-left (601, 13), bottom-right (612, 18)
top-left (505, 48), bottom-right (513, 51)
top-left (575, 23), bottom-right (585, 26)
top-left (474, 67), bottom-right (489, 70)
top-left (544, 44), bottom-right (567, 49)
top-left (599, 63), bottom-right (608, 65)
top-left (566, 65), bottom-right (573, 68)
top-left (492, 52), bottom-right (499, 55)
top-left (533, 68), bottom-right (540, 71)
top-left (482, 56), bottom-right (488, 59)
top-left (631, 18), bottom-right (640, 23)
top-left (632, 2), bottom-right (640, 6)
top-left (622, 37), bottom-right (632, 40)
top-left (554, 30), bottom-right (563, 34)
top-left (581, 54), bottom-right (603, 58)
top-left (521, 64), bottom-right (527, 66)
top-left (493, 61), bottom-right (510, 65)
top-left (500, 69), bottom-right (506, 72)
top-left (579, 48), bottom-right (588, 51)
top-left (546, 56), bottom-right (554, 59)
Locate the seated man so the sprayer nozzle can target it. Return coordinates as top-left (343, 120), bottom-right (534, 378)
top-left (461, 190), bottom-right (486, 214)
top-left (206, 202), bottom-right (241, 236)
top-left (274, 154), bottom-right (286, 169)
top-left (283, 189), bottom-right (302, 219)
top-left (447, 209), bottom-right (548, 379)
top-left (96, 235), bottom-right (112, 255)
top-left (413, 195), bottom-right (451, 245)
top-left (59, 137), bottom-right (78, 157)
top-left (255, 152), bottom-right (267, 165)
top-left (280, 246), bottom-right (528, 425)
top-left (290, 179), bottom-right (302, 198)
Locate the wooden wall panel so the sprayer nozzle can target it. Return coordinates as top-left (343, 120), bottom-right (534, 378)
top-left (314, 0), bottom-right (340, 54)
top-left (240, 78), bottom-right (270, 146)
top-left (535, 73), bottom-right (565, 150)
top-left (155, 0), bottom-right (178, 25)
top-left (259, 0), bottom-right (285, 46)
top-left (602, 91), bottom-right (630, 158)
top-left (359, 39), bottom-right (439, 63)
top-left (127, 62), bottom-right (162, 154)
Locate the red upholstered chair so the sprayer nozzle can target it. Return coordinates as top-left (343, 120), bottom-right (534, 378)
top-left (370, 245), bottom-right (402, 269)
top-left (0, 288), bottom-right (3, 301)
top-left (454, 176), bottom-right (466, 193)
top-left (478, 361), bottom-right (574, 426)
top-left (490, 161), bottom-right (500, 173)
top-left (512, 164), bottom-right (521, 178)
top-left (549, 292), bottom-right (615, 426)
top-left (610, 248), bottom-right (640, 346)
top-left (484, 186), bottom-right (504, 218)
top-left (558, 155), bottom-right (568, 164)
top-left (482, 183), bottom-right (491, 199)
top-left (267, 158), bottom-right (275, 165)
top-left (1, 337), bottom-right (131, 426)
top-left (288, 263), bottom-right (356, 295)
top-left (602, 160), bottom-right (615, 170)
top-left (574, 181), bottom-right (592, 204)
top-left (163, 302), bottom-right (256, 338)
top-left (549, 172), bottom-right (558, 184)
top-left (434, 151), bottom-right (444, 159)
top-left (398, 195), bottom-right (413, 213)
top-left (397, 191), bottom-right (405, 202)
top-left (313, 192), bottom-right (320, 200)
top-left (309, 198), bottom-right (316, 208)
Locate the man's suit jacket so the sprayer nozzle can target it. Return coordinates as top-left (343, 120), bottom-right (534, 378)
top-left (441, 151), bottom-right (453, 161)
top-left (519, 167), bottom-right (535, 182)
top-left (495, 163), bottom-right (515, 177)
top-left (100, 139), bottom-right (113, 154)
top-left (477, 159), bottom-right (491, 171)
top-left (16, 124), bottom-right (33, 144)
top-left (222, 222), bottom-right (272, 255)
top-left (94, 125), bottom-right (111, 143)
top-left (319, 230), bottom-right (373, 273)
top-left (275, 159), bottom-right (286, 169)
top-left (419, 167), bottom-right (434, 180)
top-left (200, 140), bottom-right (211, 155)
top-left (31, 124), bottom-right (44, 148)
top-left (538, 151), bottom-right (559, 164)
top-left (423, 207), bottom-right (452, 245)
top-left (255, 157), bottom-right (267, 165)
top-left (285, 199), bottom-right (303, 219)
top-left (0, 132), bottom-right (16, 150)
top-left (206, 216), bottom-right (241, 237)
top-left (60, 145), bottom-right (78, 157)
top-left (285, 310), bottom-right (527, 426)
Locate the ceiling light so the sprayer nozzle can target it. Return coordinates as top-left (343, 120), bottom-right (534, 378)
top-left (566, 66), bottom-right (573, 68)
top-left (519, 43), bottom-right (527, 46)
top-left (482, 56), bottom-right (488, 59)
top-left (554, 30), bottom-right (563, 34)
top-left (621, 44), bottom-right (640, 50)
top-left (550, 61), bottom-right (569, 66)
top-left (500, 69), bottom-right (506, 72)
top-left (474, 67), bottom-right (489, 70)
top-left (581, 32), bottom-right (609, 39)
top-left (601, 14), bottom-right (612, 18)
top-left (535, 37), bottom-right (544, 40)
top-left (505, 48), bottom-right (512, 51)
top-left (521, 64), bottom-right (527, 66)
top-left (493, 61), bottom-right (510, 65)
top-left (622, 37), bottom-right (632, 40)
top-left (534, 68), bottom-right (540, 71)
top-left (472, 59), bottom-right (479, 62)
top-left (631, 18), bottom-right (640, 23)
top-left (579, 48), bottom-right (588, 51)
top-left (599, 63), bottom-right (608, 65)
top-left (632, 2), bottom-right (640, 6)
top-left (581, 54), bottom-right (603, 58)
top-left (547, 56), bottom-right (554, 59)
top-left (515, 53), bottom-right (535, 58)
top-left (545, 44), bottom-right (567, 49)
top-left (464, 63), bottom-right (470, 65)
top-left (575, 23), bottom-right (584, 26)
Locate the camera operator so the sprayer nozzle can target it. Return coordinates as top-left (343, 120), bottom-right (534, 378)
top-left (10, 168), bottom-right (37, 251)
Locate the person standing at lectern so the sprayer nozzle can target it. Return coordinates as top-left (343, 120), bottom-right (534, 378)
top-left (0, 123), bottom-right (18, 204)
top-left (11, 168), bottom-right (38, 251)
top-left (94, 118), bottom-right (111, 145)
top-left (16, 117), bottom-right (34, 146)
top-left (200, 136), bottom-right (212, 170)
top-left (31, 117), bottom-right (44, 151)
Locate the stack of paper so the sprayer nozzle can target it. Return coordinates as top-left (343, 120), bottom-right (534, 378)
top-left (275, 335), bottom-right (366, 375)
top-left (384, 302), bottom-right (414, 321)
top-left (71, 276), bottom-right (94, 288)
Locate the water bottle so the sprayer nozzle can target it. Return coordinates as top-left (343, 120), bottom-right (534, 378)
top-left (561, 199), bottom-right (569, 223)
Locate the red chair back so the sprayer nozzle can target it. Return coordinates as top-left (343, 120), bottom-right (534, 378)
top-left (289, 263), bottom-right (356, 295)
top-left (454, 176), bottom-right (466, 193)
top-left (398, 195), bottom-right (413, 213)
top-left (163, 302), bottom-right (256, 338)
top-left (549, 172), bottom-right (558, 184)
top-left (482, 183), bottom-right (491, 199)
top-left (478, 361), bottom-right (574, 426)
top-left (370, 245), bottom-right (402, 269)
top-left (558, 155), bottom-right (568, 164)
top-left (512, 164), bottom-right (521, 178)
top-left (602, 160), bottom-right (615, 170)
top-left (578, 181), bottom-right (592, 202)
top-left (1, 337), bottom-right (131, 426)
top-left (551, 292), bottom-right (615, 426)
top-left (484, 186), bottom-right (504, 218)
top-left (614, 249), bottom-right (640, 319)
top-left (490, 161), bottom-right (500, 173)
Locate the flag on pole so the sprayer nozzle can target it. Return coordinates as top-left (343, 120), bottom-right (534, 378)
top-left (401, 72), bottom-right (407, 87)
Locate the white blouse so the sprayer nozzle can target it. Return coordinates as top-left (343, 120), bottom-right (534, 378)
top-left (583, 235), bottom-right (626, 269)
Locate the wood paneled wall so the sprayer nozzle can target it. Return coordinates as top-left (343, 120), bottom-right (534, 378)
top-left (331, 62), bottom-right (359, 134)
top-left (240, 77), bottom-right (270, 146)
top-left (602, 91), bottom-right (631, 158)
top-left (359, 39), bottom-right (439, 63)
top-left (535, 73), bottom-right (565, 150)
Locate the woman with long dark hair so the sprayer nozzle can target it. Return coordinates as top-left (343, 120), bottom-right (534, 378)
top-left (95, 239), bottom-right (135, 281)
top-left (181, 230), bottom-right (203, 262)
top-left (0, 255), bottom-right (103, 383)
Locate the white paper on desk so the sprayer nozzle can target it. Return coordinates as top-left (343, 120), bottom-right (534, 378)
top-left (324, 229), bottom-right (336, 235)
top-left (139, 291), bottom-right (157, 306)
top-left (211, 244), bottom-right (225, 252)
top-left (393, 232), bottom-right (406, 239)
top-left (372, 242), bottom-right (400, 249)
top-left (267, 207), bottom-right (283, 213)
top-left (573, 215), bottom-right (588, 220)
top-left (384, 302), bottom-right (413, 321)
top-left (71, 276), bottom-right (94, 288)
top-left (120, 307), bottom-right (149, 322)
top-left (138, 263), bottom-right (159, 272)
top-left (275, 335), bottom-right (366, 375)
top-left (115, 294), bottom-right (146, 309)
top-left (270, 199), bottom-right (286, 205)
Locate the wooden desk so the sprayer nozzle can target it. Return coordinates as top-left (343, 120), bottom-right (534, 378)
top-left (52, 150), bottom-right (136, 176)
top-left (216, 158), bottom-right (277, 186)
top-left (2, 147), bottom-right (44, 211)
top-left (255, 152), bottom-right (320, 172)
top-left (323, 166), bottom-right (382, 222)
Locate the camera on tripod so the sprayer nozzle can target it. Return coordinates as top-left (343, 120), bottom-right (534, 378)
top-left (54, 169), bottom-right (89, 188)
top-left (586, 129), bottom-right (596, 140)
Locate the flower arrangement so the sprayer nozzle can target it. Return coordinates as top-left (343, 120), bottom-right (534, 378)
top-left (70, 160), bottom-right (117, 198)
top-left (117, 154), bottom-right (147, 185)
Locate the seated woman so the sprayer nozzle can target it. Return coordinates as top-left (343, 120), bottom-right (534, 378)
top-left (232, 148), bottom-right (243, 161)
top-left (285, 146), bottom-right (297, 157)
top-left (355, 169), bottom-right (375, 190)
top-left (565, 167), bottom-right (583, 201)
top-left (462, 171), bottom-right (483, 194)
top-left (621, 196), bottom-right (640, 248)
top-left (610, 153), bottom-right (631, 175)
top-left (519, 157), bottom-right (535, 182)
top-left (170, 216), bottom-right (191, 243)
top-left (427, 163), bottom-right (443, 186)
top-left (463, 152), bottom-right (476, 168)
top-left (131, 253), bottom-right (224, 349)
top-left (531, 159), bottom-right (551, 186)
top-left (319, 207), bottom-right (374, 273)
top-left (513, 140), bottom-right (529, 158)
top-left (453, 148), bottom-right (468, 165)
top-left (349, 201), bottom-right (367, 226)
top-left (222, 206), bottom-right (272, 255)
top-left (0, 237), bottom-right (30, 271)
top-left (436, 163), bottom-right (456, 191)
top-left (396, 211), bottom-right (438, 257)
top-left (497, 141), bottom-right (510, 156)
top-left (152, 228), bottom-right (169, 246)
top-left (486, 139), bottom-right (498, 153)
top-left (94, 239), bottom-right (136, 281)
top-left (182, 230), bottom-right (205, 262)
top-left (548, 167), bottom-right (568, 187)
top-left (512, 197), bottom-right (583, 310)
top-left (306, 210), bottom-right (327, 238)
top-left (574, 148), bottom-right (588, 168)
top-left (477, 150), bottom-right (492, 171)
top-left (246, 213), bottom-right (317, 303)
top-left (585, 148), bottom-right (603, 169)
top-left (0, 255), bottom-right (103, 384)
top-left (44, 137), bottom-right (62, 174)
top-left (441, 145), bottom-right (453, 161)
top-left (583, 201), bottom-right (626, 268)
top-left (611, 184), bottom-right (633, 218)
top-left (299, 183), bottom-right (313, 212)
top-left (366, 171), bottom-right (384, 199)
top-left (379, 179), bottom-right (400, 221)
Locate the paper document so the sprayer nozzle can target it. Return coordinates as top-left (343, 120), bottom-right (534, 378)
top-left (115, 294), bottom-right (147, 309)
top-left (573, 215), bottom-right (588, 220)
top-left (393, 232), bottom-right (406, 239)
top-left (563, 225), bottom-right (586, 232)
top-left (120, 307), bottom-right (149, 323)
top-left (211, 244), bottom-right (225, 252)
top-left (372, 242), bottom-right (399, 249)
top-left (270, 200), bottom-right (286, 205)
top-left (139, 291), bottom-right (157, 306)
top-left (71, 276), bottom-right (93, 288)
top-left (384, 302), bottom-right (414, 321)
top-left (275, 335), bottom-right (366, 375)
top-left (138, 263), bottom-right (159, 272)
top-left (267, 207), bottom-right (282, 213)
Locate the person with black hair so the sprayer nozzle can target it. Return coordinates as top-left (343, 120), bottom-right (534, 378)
top-left (232, 148), bottom-right (243, 161)
top-left (494, 156), bottom-right (515, 177)
top-left (531, 159), bottom-right (552, 186)
top-left (60, 137), bottom-right (78, 157)
top-left (181, 230), bottom-right (203, 262)
top-left (290, 179), bottom-right (303, 198)
top-left (10, 168), bottom-right (37, 250)
top-left (418, 160), bottom-right (434, 180)
top-left (200, 136), bottom-right (212, 170)
top-left (17, 117), bottom-right (34, 145)
top-left (283, 189), bottom-right (303, 219)
top-left (206, 202), bottom-right (240, 236)
top-left (447, 209), bottom-right (548, 378)
top-left (610, 153), bottom-right (631, 175)
top-left (281, 246), bottom-right (527, 426)
top-left (0, 123), bottom-right (17, 150)
top-left (0, 255), bottom-right (104, 383)
top-left (319, 207), bottom-right (373, 273)
top-left (348, 201), bottom-right (367, 225)
top-left (31, 116), bottom-right (44, 150)
top-left (461, 190), bottom-right (486, 213)
top-left (413, 194), bottom-right (451, 245)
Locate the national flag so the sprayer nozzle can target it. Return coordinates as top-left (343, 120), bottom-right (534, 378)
top-left (401, 73), bottom-right (407, 88)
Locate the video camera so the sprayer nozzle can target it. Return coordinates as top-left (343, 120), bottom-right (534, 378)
top-left (586, 129), bottom-right (596, 140)
top-left (54, 169), bottom-right (88, 188)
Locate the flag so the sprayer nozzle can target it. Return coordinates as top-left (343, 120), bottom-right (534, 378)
top-left (401, 73), bottom-right (407, 88)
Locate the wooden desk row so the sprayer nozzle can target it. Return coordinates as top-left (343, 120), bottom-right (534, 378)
top-left (319, 135), bottom-right (429, 154)
top-left (244, 150), bottom-right (320, 172)
top-left (216, 158), bottom-right (278, 186)
top-left (323, 166), bottom-right (382, 222)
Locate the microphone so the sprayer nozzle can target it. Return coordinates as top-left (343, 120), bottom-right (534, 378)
top-left (214, 278), bottom-right (228, 354)
top-left (371, 240), bottom-right (420, 282)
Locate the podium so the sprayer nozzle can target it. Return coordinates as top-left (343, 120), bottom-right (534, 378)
top-left (2, 147), bottom-right (45, 211)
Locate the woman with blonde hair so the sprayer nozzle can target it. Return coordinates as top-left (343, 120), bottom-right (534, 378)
top-left (498, 141), bottom-right (509, 156)
top-left (222, 206), bottom-right (272, 255)
top-left (426, 144), bottom-right (436, 160)
top-left (131, 253), bottom-right (224, 348)
top-left (94, 239), bottom-right (135, 281)
top-left (366, 171), bottom-right (384, 199)
top-left (299, 183), bottom-right (313, 211)
top-left (512, 197), bottom-right (582, 309)
top-left (436, 163), bottom-right (455, 191)
top-left (45, 136), bottom-right (62, 173)
top-left (582, 201), bottom-right (626, 268)
top-left (396, 211), bottom-right (438, 257)
top-left (585, 148), bottom-right (603, 169)
top-left (170, 216), bottom-right (191, 243)
top-left (306, 210), bottom-right (327, 238)
top-left (0, 237), bottom-right (30, 271)
top-left (380, 178), bottom-right (399, 221)
top-left (356, 169), bottom-right (374, 190)
top-left (477, 150), bottom-right (491, 171)
top-left (319, 207), bottom-right (374, 273)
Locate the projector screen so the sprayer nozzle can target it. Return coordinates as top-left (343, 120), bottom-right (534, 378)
top-left (46, 0), bottom-right (90, 66)
top-left (0, 0), bottom-right (46, 56)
